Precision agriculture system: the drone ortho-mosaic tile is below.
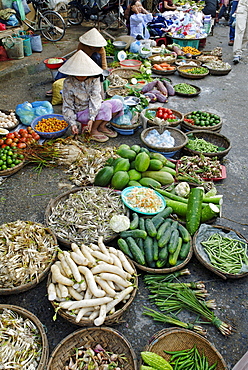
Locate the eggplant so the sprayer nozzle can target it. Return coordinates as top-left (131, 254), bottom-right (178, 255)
top-left (141, 80), bottom-right (158, 93)
top-left (144, 92), bottom-right (157, 102)
top-left (152, 90), bottom-right (168, 103)
top-left (156, 80), bottom-right (168, 96)
top-left (163, 80), bottom-right (175, 96)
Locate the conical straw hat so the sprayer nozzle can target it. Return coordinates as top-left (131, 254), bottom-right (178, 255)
top-left (58, 50), bottom-right (103, 76)
top-left (79, 28), bottom-right (107, 47)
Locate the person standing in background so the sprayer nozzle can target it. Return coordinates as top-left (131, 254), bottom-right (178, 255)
top-left (202, 0), bottom-right (218, 18)
top-left (233, 0), bottom-right (248, 63)
top-left (228, 0), bottom-right (239, 45)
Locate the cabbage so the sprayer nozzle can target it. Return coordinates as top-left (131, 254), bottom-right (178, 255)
top-left (109, 214), bottom-right (130, 233)
top-left (47, 58), bottom-right (64, 64)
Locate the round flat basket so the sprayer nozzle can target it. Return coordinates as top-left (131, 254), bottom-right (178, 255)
top-left (143, 327), bottom-right (228, 370)
top-left (184, 130), bottom-right (231, 159)
top-left (151, 66), bottom-right (176, 75)
top-left (206, 67), bottom-right (232, 76)
top-left (193, 224), bottom-right (248, 280)
top-left (175, 59), bottom-right (202, 67)
top-left (182, 111), bottom-right (223, 132)
top-left (0, 160), bottom-right (25, 177)
top-left (106, 86), bottom-right (129, 98)
top-left (110, 119), bottom-right (140, 130)
top-left (0, 304), bottom-right (49, 369)
top-left (45, 186), bottom-right (128, 248)
top-left (107, 78), bottom-right (128, 89)
top-left (174, 83), bottom-right (201, 97)
top-left (145, 108), bottom-right (184, 128)
top-left (177, 65), bottom-right (209, 79)
top-left (0, 109), bottom-right (20, 130)
top-left (148, 54), bottom-right (176, 65)
top-left (47, 257), bottom-right (138, 326)
top-left (109, 67), bottom-right (142, 81)
top-left (140, 126), bottom-right (188, 153)
top-left (0, 221), bottom-right (58, 295)
top-left (47, 327), bottom-right (138, 370)
top-left (132, 237), bottom-right (193, 273)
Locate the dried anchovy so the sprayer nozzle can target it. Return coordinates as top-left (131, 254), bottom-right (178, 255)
top-left (0, 308), bottom-right (42, 369)
top-left (47, 187), bottom-right (127, 244)
top-left (0, 220), bottom-right (57, 288)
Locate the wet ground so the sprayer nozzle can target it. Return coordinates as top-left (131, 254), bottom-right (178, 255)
top-left (0, 20), bottom-right (248, 369)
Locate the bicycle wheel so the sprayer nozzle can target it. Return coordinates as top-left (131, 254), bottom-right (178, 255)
top-left (68, 5), bottom-right (84, 25)
top-left (39, 10), bottom-right (66, 42)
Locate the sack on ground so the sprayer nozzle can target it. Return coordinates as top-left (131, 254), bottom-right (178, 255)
top-left (52, 78), bottom-right (65, 105)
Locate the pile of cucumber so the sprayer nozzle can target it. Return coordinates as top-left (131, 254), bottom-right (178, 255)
top-left (117, 207), bottom-right (191, 269)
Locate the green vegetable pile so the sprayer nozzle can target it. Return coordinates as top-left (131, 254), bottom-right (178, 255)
top-left (105, 39), bottom-right (115, 56)
top-left (174, 83), bottom-right (197, 94)
top-left (181, 66), bottom-right (208, 75)
top-left (186, 111), bottom-right (221, 127)
top-left (0, 146), bottom-right (24, 171)
top-left (186, 137), bottom-right (220, 153)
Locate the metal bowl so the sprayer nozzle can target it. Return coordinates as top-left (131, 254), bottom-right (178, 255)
top-left (113, 41), bottom-right (127, 50)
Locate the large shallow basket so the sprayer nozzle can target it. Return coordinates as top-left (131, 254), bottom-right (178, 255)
top-left (184, 130), bottom-right (231, 159)
top-left (47, 327), bottom-right (138, 370)
top-left (0, 222), bottom-right (58, 295)
top-left (45, 186), bottom-right (128, 248)
top-left (0, 160), bottom-right (25, 177)
top-left (177, 64), bottom-right (209, 79)
top-left (205, 66), bottom-right (232, 76)
top-left (47, 258), bottom-right (138, 326)
top-left (182, 111), bottom-right (223, 133)
top-left (140, 126), bottom-right (188, 154)
top-left (109, 67), bottom-right (142, 81)
top-left (106, 86), bottom-right (129, 98)
top-left (151, 66), bottom-right (176, 76)
top-left (145, 108), bottom-right (184, 128)
top-left (148, 54), bottom-right (177, 65)
top-left (173, 83), bottom-right (201, 97)
top-left (193, 225), bottom-right (248, 280)
top-left (143, 327), bottom-right (228, 370)
top-left (0, 304), bottom-right (49, 369)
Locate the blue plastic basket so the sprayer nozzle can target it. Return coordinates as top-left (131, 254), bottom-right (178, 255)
top-left (31, 114), bottom-right (69, 139)
top-left (172, 38), bottom-right (200, 49)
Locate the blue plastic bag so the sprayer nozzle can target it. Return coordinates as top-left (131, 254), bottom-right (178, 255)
top-left (16, 101), bottom-right (53, 125)
top-left (130, 41), bottom-right (141, 53)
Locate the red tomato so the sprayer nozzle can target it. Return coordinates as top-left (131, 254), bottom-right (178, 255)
top-left (19, 129), bottom-right (28, 135)
top-left (14, 132), bottom-right (20, 138)
top-left (13, 137), bottom-right (19, 143)
top-left (0, 139), bottom-right (4, 145)
top-left (1, 144), bottom-right (8, 148)
top-left (17, 142), bottom-right (27, 149)
top-left (5, 138), bottom-right (13, 145)
top-left (33, 133), bottom-right (40, 141)
top-left (27, 126), bottom-right (33, 132)
top-left (19, 137), bottom-right (27, 143)
top-left (10, 142), bottom-right (17, 148)
top-left (6, 133), bottom-right (15, 139)
top-left (157, 112), bottom-right (163, 119)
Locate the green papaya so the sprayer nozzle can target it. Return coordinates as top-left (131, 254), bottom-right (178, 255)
top-left (111, 171), bottom-right (129, 190)
top-left (116, 148), bottom-right (137, 161)
top-left (114, 158), bottom-right (130, 173)
top-left (134, 152), bottom-right (150, 172)
top-left (94, 166), bottom-right (114, 186)
top-left (128, 169), bottom-right (142, 181)
top-left (148, 159), bottom-right (163, 171)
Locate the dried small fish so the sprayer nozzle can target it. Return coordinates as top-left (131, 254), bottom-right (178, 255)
top-left (0, 220), bottom-right (57, 289)
top-left (48, 187), bottom-right (127, 244)
top-left (0, 308), bottom-right (43, 369)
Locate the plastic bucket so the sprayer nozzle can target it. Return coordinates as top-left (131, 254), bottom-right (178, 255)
top-left (19, 35), bottom-right (32, 56)
top-left (2, 36), bottom-right (24, 59)
top-left (30, 34), bottom-right (43, 52)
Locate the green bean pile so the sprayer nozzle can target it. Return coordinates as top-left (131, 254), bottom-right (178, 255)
top-left (186, 138), bottom-right (219, 153)
top-left (174, 83), bottom-right (197, 94)
top-left (181, 67), bottom-right (208, 75)
top-left (201, 233), bottom-right (248, 274)
top-left (165, 346), bottom-right (218, 370)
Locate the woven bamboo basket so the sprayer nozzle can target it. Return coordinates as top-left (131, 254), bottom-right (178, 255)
top-left (140, 126), bottom-right (188, 153)
top-left (0, 109), bottom-right (20, 130)
top-left (47, 327), bottom-right (138, 370)
top-left (110, 119), bottom-right (140, 130)
top-left (145, 108), bottom-right (184, 128)
top-left (0, 304), bottom-right (49, 369)
top-left (47, 257), bottom-right (138, 326)
top-left (107, 78), bottom-right (128, 89)
top-left (151, 66), bottom-right (176, 76)
top-left (193, 225), bottom-right (248, 280)
top-left (205, 66), bottom-right (232, 76)
top-left (109, 67), bottom-right (142, 81)
top-left (45, 186), bottom-right (127, 248)
top-left (148, 54), bottom-right (177, 65)
top-left (0, 160), bottom-right (25, 177)
top-left (177, 65), bottom-right (209, 79)
top-left (182, 111), bottom-right (223, 133)
top-left (0, 222), bottom-right (58, 295)
top-left (106, 86), bottom-right (129, 98)
top-left (184, 130), bottom-right (231, 159)
top-left (173, 83), bottom-right (201, 97)
top-left (143, 327), bottom-right (228, 370)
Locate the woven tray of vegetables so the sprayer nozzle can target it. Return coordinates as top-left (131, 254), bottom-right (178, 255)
top-left (47, 236), bottom-right (137, 326)
top-left (193, 224), bottom-right (248, 279)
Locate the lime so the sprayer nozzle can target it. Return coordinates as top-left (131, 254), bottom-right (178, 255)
top-left (1, 165), bottom-right (7, 170)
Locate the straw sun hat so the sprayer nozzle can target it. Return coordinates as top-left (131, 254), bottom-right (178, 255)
top-left (58, 50), bottom-right (103, 77)
top-left (79, 27), bottom-right (107, 47)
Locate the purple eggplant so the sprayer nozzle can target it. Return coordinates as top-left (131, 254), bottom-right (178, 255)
top-left (163, 80), bottom-right (175, 96)
top-left (141, 80), bottom-right (158, 93)
top-left (156, 80), bottom-right (168, 96)
top-left (144, 92), bottom-right (157, 102)
top-left (152, 90), bottom-right (168, 103)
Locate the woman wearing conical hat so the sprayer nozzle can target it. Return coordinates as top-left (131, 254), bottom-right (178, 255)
top-left (59, 50), bottom-right (123, 143)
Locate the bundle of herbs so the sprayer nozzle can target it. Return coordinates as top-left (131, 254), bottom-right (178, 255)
top-left (143, 270), bottom-right (233, 336)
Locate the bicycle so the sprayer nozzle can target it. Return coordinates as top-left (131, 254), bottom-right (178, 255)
top-left (17, 0), bottom-right (66, 42)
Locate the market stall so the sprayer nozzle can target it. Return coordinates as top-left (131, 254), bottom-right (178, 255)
top-left (0, 28), bottom-right (247, 370)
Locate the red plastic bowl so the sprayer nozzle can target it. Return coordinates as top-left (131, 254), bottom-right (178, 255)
top-left (43, 58), bottom-right (66, 69)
